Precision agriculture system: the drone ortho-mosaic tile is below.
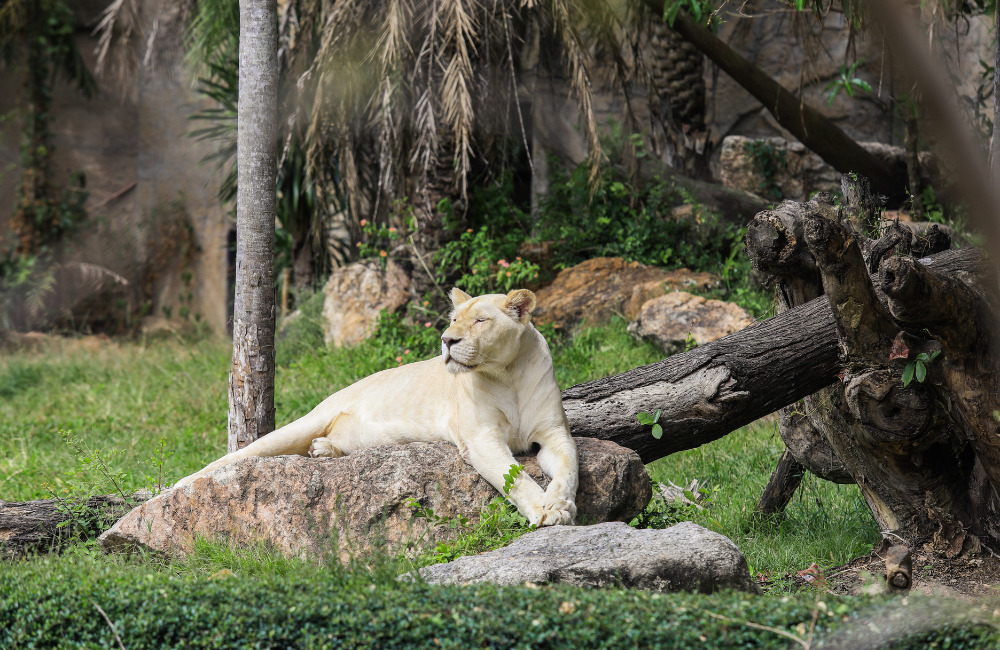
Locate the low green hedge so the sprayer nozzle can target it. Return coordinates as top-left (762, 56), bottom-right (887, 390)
top-left (2, 551), bottom-right (997, 649)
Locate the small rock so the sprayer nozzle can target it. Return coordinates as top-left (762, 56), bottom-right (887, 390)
top-left (627, 291), bottom-right (753, 354)
top-left (533, 257), bottom-right (717, 331)
top-left (99, 438), bottom-right (650, 560)
top-left (415, 521), bottom-right (758, 594)
top-left (321, 260), bottom-right (411, 347)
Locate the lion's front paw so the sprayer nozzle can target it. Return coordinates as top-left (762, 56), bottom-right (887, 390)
top-left (308, 437), bottom-right (344, 458)
top-left (536, 496), bottom-right (576, 527)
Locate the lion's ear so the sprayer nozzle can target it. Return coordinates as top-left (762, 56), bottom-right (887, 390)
top-left (450, 288), bottom-right (473, 307)
top-left (504, 289), bottom-right (537, 324)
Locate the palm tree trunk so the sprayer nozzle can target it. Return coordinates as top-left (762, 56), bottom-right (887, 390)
top-left (229, 0), bottom-right (278, 453)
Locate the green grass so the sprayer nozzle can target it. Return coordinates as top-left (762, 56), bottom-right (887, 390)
top-left (644, 422), bottom-right (880, 581)
top-left (3, 541), bottom-right (997, 649)
top-left (0, 317), bottom-right (880, 580)
top-left (1, 317), bottom-right (992, 647)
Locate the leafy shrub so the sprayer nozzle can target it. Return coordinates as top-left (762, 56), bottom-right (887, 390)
top-left (1, 545), bottom-right (995, 649)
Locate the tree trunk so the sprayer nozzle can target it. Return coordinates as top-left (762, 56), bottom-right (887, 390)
top-left (561, 245), bottom-right (987, 466)
top-left (640, 3), bottom-right (904, 204)
top-left (743, 184), bottom-right (1000, 553)
top-left (229, 0), bottom-right (278, 453)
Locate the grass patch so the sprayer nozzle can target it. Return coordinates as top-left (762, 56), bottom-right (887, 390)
top-left (0, 318), bottom-right (879, 580)
top-left (3, 541), bottom-right (996, 649)
top-left (643, 421), bottom-right (881, 582)
top-left (1, 316), bottom-right (991, 647)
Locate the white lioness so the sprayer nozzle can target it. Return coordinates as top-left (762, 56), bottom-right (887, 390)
top-left (175, 288), bottom-right (578, 526)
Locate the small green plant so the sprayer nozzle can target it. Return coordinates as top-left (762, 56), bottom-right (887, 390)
top-left (824, 59), bottom-right (872, 106)
top-left (405, 497), bottom-right (471, 529)
top-left (60, 430), bottom-right (131, 500)
top-left (142, 435), bottom-right (174, 494)
top-left (43, 431), bottom-right (139, 542)
top-left (743, 140), bottom-right (787, 201)
top-left (411, 496), bottom-right (534, 566)
top-left (637, 409), bottom-right (663, 439)
top-left (631, 480), bottom-right (714, 530)
top-left (502, 463), bottom-right (523, 495)
top-left (357, 217), bottom-right (405, 268)
top-left (435, 226), bottom-right (540, 296)
top-left (902, 349), bottom-right (941, 387)
top-left (662, 0), bottom-right (717, 26)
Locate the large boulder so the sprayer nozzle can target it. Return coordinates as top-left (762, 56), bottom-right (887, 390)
top-left (99, 438), bottom-right (650, 560)
top-left (533, 257), bottom-right (718, 331)
top-left (627, 291), bottom-right (754, 354)
top-left (415, 521), bottom-right (758, 594)
top-left (321, 260), bottom-right (411, 347)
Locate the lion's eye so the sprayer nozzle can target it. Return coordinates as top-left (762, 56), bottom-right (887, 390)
top-left (474, 317), bottom-right (489, 324)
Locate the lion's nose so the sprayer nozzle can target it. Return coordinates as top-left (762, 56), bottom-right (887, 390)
top-left (441, 336), bottom-right (461, 349)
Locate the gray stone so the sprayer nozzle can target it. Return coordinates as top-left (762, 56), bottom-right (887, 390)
top-left (415, 521), bottom-right (758, 594)
top-left (99, 438), bottom-right (650, 560)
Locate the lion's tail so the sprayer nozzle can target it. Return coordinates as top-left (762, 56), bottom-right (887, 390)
top-left (173, 409), bottom-right (336, 487)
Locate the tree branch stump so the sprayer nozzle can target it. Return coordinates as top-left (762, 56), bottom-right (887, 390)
top-left (0, 494), bottom-right (150, 558)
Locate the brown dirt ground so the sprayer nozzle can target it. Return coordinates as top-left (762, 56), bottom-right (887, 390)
top-left (762, 543), bottom-right (1000, 600)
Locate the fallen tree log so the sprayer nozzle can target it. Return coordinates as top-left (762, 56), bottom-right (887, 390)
top-left (0, 494), bottom-right (149, 558)
top-left (562, 246), bottom-right (990, 465)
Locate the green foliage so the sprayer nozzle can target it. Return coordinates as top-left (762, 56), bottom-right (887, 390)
top-left (743, 140), bottom-right (788, 202)
top-left (631, 480), bottom-right (714, 530)
top-left (0, 253), bottom-right (55, 332)
top-left (662, 0), bottom-right (719, 27)
top-left (409, 496), bottom-right (534, 566)
top-left (902, 349), bottom-right (941, 387)
top-left (433, 178), bottom-right (540, 296)
top-left (2, 542), bottom-right (997, 649)
top-left (357, 216), bottom-right (404, 266)
top-left (824, 59), bottom-right (873, 106)
top-left (502, 463), bottom-right (524, 495)
top-left (637, 409), bottom-right (663, 439)
top-left (274, 289), bottom-right (328, 367)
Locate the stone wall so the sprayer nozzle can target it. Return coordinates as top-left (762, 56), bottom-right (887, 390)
top-left (0, 0), bottom-right (230, 334)
top-left (529, 3), bottom-right (994, 184)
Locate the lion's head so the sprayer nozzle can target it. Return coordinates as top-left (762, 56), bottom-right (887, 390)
top-left (440, 288), bottom-right (537, 374)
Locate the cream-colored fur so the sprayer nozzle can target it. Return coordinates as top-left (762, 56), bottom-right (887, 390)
top-left (174, 288), bottom-right (578, 527)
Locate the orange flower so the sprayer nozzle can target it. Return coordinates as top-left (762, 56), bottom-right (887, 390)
top-left (380, 250), bottom-right (387, 257)
top-left (360, 219), bottom-right (368, 227)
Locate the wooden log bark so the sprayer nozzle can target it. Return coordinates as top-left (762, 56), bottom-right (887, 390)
top-left (0, 494), bottom-right (149, 558)
top-left (561, 246), bottom-right (989, 465)
top-left (757, 449), bottom-right (806, 516)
